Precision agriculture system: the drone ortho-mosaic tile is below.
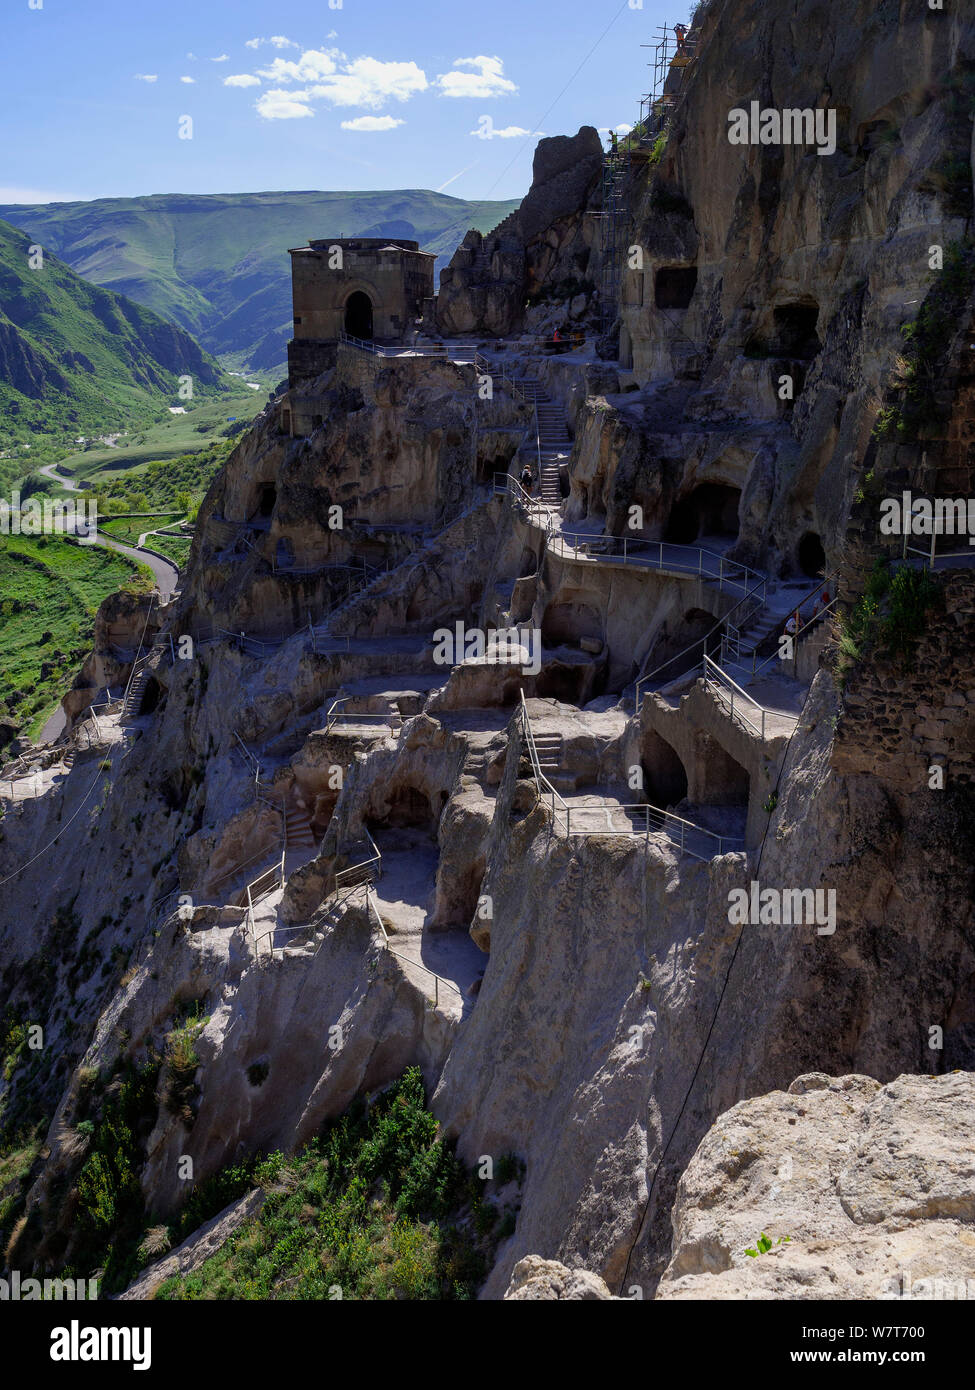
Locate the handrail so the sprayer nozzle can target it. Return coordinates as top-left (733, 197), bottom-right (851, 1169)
top-left (745, 578), bottom-right (840, 680)
top-left (703, 653), bottom-right (799, 740)
top-left (493, 471), bottom-right (559, 531)
top-left (551, 533), bottom-right (765, 591)
top-left (520, 690), bottom-right (742, 857)
top-left (366, 887), bottom-right (464, 1008)
top-left (329, 823), bottom-right (384, 886)
top-left (338, 332), bottom-right (482, 362)
top-left (518, 690), bottom-right (568, 817)
top-left (634, 576), bottom-right (769, 710)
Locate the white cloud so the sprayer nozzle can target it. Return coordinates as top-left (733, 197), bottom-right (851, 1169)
top-left (598, 123), bottom-right (634, 136)
top-left (224, 73), bottom-right (261, 88)
top-left (437, 56), bottom-right (516, 99)
top-left (340, 115), bottom-right (404, 131)
top-left (255, 88), bottom-right (315, 120)
top-left (470, 118), bottom-right (541, 140)
top-left (257, 49), bottom-right (339, 84)
top-left (134, 73), bottom-right (158, 83)
top-left (245, 35), bottom-right (297, 51)
top-left (308, 57), bottom-right (427, 108)
top-left (180, 76), bottom-right (196, 84)
top-left (186, 52), bottom-right (197, 61)
top-left (211, 54), bottom-right (229, 63)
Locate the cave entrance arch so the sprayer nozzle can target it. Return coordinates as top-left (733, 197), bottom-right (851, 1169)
top-left (773, 302), bottom-right (820, 359)
top-left (344, 291), bottom-right (374, 340)
top-left (641, 731), bottom-right (689, 808)
top-left (138, 676), bottom-right (162, 717)
top-left (257, 483), bottom-right (277, 518)
top-left (798, 531), bottom-right (826, 578)
top-left (367, 783), bottom-right (439, 834)
top-left (697, 736), bottom-right (751, 806)
top-left (541, 597), bottom-right (603, 649)
top-left (665, 483), bottom-right (741, 545)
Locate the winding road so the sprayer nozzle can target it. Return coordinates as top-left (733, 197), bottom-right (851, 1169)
top-left (35, 462), bottom-right (181, 742)
top-left (38, 462), bottom-right (180, 599)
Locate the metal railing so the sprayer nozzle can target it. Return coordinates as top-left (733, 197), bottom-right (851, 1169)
top-left (332, 827), bottom-right (383, 889)
top-left (633, 576), bottom-right (770, 711)
top-left (208, 840), bottom-right (284, 899)
top-left (518, 690), bottom-right (743, 859)
top-left (323, 697), bottom-right (401, 738)
top-left (493, 471), bottom-right (559, 534)
top-left (736, 576), bottom-right (840, 681)
top-left (549, 534), bottom-right (764, 592)
top-left (702, 653), bottom-right (799, 740)
top-left (338, 332), bottom-right (483, 363)
top-left (366, 887), bottom-right (464, 1008)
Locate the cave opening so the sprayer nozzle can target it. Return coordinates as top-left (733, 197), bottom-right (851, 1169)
top-left (773, 302), bottom-right (821, 359)
top-left (664, 483), bottom-right (741, 544)
top-left (641, 731), bottom-right (689, 808)
top-left (655, 266), bottom-right (698, 310)
top-left (258, 483), bottom-right (277, 518)
top-left (697, 736), bottom-right (751, 807)
top-left (798, 531), bottom-right (826, 578)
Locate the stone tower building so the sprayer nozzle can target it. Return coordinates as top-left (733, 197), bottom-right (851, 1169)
top-left (287, 237), bottom-right (436, 387)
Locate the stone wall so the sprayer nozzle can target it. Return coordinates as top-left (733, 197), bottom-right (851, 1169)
top-left (832, 570), bottom-right (975, 791)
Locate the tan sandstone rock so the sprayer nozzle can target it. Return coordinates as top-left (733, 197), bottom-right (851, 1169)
top-left (657, 1071), bottom-right (975, 1300)
top-left (504, 1255), bottom-right (615, 1300)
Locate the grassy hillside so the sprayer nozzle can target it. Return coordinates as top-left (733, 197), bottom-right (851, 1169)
top-left (0, 190), bottom-right (521, 371)
top-left (0, 534), bottom-right (152, 734)
top-left (0, 217), bottom-right (234, 458)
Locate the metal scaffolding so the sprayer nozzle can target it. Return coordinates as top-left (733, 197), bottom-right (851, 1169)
top-left (597, 152), bottom-right (628, 335)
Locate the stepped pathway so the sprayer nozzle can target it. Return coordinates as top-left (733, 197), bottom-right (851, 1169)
top-left (501, 369), bottom-right (571, 506)
top-left (284, 799), bottom-right (316, 853)
top-left (531, 731), bottom-right (562, 773)
top-left (368, 827), bottom-right (482, 1016)
top-left (121, 635), bottom-right (171, 721)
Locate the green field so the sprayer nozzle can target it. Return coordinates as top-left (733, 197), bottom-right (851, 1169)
top-left (100, 514), bottom-right (184, 546)
top-left (47, 378), bottom-right (269, 487)
top-left (142, 531), bottom-right (192, 568)
top-left (0, 534), bottom-right (152, 737)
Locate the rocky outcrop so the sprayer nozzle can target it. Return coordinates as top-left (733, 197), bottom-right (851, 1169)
top-left (436, 127), bottom-right (604, 339)
top-left (504, 1255), bottom-right (615, 1300)
top-left (658, 1071), bottom-right (975, 1300)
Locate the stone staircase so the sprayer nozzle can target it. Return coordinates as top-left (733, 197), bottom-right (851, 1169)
top-left (121, 635), bottom-right (170, 720)
top-left (284, 798), bottom-right (316, 852)
top-left (720, 606), bottom-right (783, 686)
top-left (532, 731), bottom-right (562, 774)
top-left (512, 375), bottom-right (571, 505)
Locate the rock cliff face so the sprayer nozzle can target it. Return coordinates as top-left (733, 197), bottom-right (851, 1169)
top-left (2, 0), bottom-right (974, 1302)
top-left (436, 127), bottom-right (604, 339)
top-left (658, 1071), bottom-right (975, 1300)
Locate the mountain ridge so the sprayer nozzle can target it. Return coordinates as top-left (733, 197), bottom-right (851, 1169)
top-left (0, 189), bottom-right (522, 370)
top-left (0, 216), bottom-right (229, 449)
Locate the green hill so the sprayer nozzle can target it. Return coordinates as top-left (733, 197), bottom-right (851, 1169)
top-left (0, 217), bottom-right (231, 456)
top-left (0, 190), bottom-right (522, 371)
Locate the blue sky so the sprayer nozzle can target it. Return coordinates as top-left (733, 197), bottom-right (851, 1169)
top-left (0, 0), bottom-right (683, 205)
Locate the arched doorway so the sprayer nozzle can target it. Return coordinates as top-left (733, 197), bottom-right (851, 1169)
top-left (798, 532), bottom-right (826, 578)
top-left (641, 731), bottom-right (689, 808)
top-left (344, 291), bottom-right (373, 339)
